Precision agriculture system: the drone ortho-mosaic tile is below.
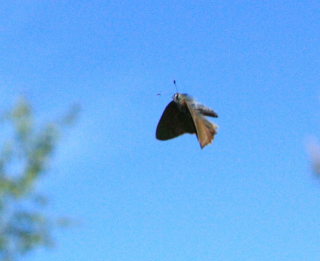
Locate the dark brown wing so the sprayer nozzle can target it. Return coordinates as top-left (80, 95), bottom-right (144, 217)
top-left (156, 101), bottom-right (196, 140)
top-left (186, 102), bottom-right (218, 149)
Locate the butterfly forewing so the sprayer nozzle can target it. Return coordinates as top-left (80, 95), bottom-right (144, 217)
top-left (156, 101), bottom-right (196, 140)
top-left (185, 100), bottom-right (218, 148)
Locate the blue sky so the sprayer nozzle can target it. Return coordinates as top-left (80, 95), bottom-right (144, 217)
top-left (2, 0), bottom-right (320, 260)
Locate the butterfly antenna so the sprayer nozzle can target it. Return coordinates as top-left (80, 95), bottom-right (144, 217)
top-left (173, 80), bottom-right (179, 93)
top-left (157, 81), bottom-right (179, 96)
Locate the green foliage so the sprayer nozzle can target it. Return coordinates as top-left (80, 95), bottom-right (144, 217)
top-left (0, 98), bottom-right (79, 261)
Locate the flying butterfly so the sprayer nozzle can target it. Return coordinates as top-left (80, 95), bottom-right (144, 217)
top-left (156, 92), bottom-right (218, 149)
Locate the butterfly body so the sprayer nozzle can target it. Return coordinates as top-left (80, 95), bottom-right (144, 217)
top-left (156, 93), bottom-right (218, 149)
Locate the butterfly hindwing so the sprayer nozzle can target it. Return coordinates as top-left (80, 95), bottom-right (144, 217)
top-left (197, 105), bottom-right (218, 118)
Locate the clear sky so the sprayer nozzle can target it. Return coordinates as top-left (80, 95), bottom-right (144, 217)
top-left (2, 1), bottom-right (320, 260)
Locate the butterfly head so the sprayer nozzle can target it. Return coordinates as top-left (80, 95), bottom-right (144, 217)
top-left (173, 93), bottom-right (180, 103)
top-left (173, 93), bottom-right (190, 105)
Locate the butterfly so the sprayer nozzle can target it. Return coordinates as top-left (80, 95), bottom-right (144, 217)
top-left (156, 93), bottom-right (218, 149)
